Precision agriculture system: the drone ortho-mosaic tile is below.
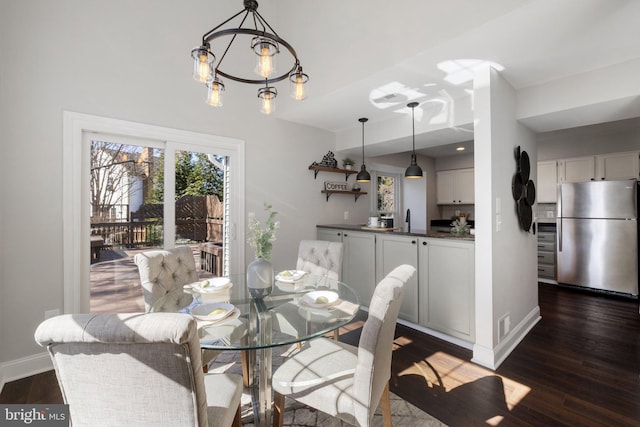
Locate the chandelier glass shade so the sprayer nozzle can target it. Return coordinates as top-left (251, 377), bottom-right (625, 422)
top-left (405, 102), bottom-right (424, 179)
top-left (191, 0), bottom-right (308, 114)
top-left (356, 118), bottom-right (371, 183)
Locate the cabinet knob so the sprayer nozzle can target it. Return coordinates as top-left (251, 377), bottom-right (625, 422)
top-left (337, 232), bottom-right (341, 236)
top-left (344, 233), bottom-right (348, 237)
top-left (422, 241), bottom-right (427, 246)
top-left (411, 240), bottom-right (416, 244)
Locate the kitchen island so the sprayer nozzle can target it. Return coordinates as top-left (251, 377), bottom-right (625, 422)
top-left (317, 224), bottom-right (475, 346)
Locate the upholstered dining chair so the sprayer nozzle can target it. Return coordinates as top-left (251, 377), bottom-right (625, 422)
top-left (296, 240), bottom-right (344, 280)
top-left (134, 246), bottom-right (221, 373)
top-left (271, 264), bottom-right (416, 427)
top-left (35, 312), bottom-right (243, 427)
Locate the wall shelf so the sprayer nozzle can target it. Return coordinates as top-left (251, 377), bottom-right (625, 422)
top-left (321, 190), bottom-right (367, 202)
top-left (309, 164), bottom-right (357, 181)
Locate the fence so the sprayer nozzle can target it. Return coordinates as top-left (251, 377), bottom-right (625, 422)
top-left (91, 195), bottom-right (223, 248)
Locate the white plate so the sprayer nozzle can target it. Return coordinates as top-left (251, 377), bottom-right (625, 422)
top-left (275, 270), bottom-right (307, 283)
top-left (301, 290), bottom-right (339, 308)
top-left (192, 277), bottom-right (232, 293)
top-left (191, 302), bottom-right (235, 321)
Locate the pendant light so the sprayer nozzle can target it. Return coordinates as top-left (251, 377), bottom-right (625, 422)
top-left (405, 102), bottom-right (424, 179)
top-left (356, 118), bottom-right (371, 183)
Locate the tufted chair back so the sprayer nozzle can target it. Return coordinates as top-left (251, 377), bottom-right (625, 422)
top-left (134, 246), bottom-right (199, 312)
top-left (296, 240), bottom-right (343, 280)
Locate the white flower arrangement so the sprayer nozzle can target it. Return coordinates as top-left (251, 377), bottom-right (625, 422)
top-left (247, 203), bottom-right (279, 260)
top-left (451, 214), bottom-right (470, 235)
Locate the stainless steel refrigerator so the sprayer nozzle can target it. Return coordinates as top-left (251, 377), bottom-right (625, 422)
top-left (557, 179), bottom-right (638, 296)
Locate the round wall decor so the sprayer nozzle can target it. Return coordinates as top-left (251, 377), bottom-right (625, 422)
top-left (512, 146), bottom-right (536, 233)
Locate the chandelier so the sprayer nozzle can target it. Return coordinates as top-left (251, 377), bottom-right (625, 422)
top-left (191, 0), bottom-right (308, 114)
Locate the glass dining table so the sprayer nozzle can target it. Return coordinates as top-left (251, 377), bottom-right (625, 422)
top-left (150, 273), bottom-right (360, 426)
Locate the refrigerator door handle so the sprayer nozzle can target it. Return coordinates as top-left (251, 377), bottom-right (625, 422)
top-left (557, 184), bottom-right (562, 252)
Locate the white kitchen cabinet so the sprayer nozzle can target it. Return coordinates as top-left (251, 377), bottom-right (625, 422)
top-left (317, 228), bottom-right (376, 307)
top-left (375, 233), bottom-right (419, 323)
top-left (537, 160), bottom-right (558, 203)
top-left (418, 238), bottom-right (475, 342)
top-left (557, 156), bottom-right (595, 183)
top-left (595, 151), bottom-right (639, 181)
top-left (436, 168), bottom-right (474, 204)
top-left (316, 228), bottom-right (343, 243)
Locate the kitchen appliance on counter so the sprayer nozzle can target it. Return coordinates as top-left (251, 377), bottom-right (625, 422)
top-left (557, 179), bottom-right (638, 296)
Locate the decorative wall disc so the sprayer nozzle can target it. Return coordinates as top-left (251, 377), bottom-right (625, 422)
top-left (512, 146), bottom-right (536, 232)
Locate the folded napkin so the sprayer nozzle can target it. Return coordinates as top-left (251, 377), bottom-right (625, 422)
top-left (299, 299), bottom-right (359, 317)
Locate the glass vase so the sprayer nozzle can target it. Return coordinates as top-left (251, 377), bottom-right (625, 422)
top-left (246, 257), bottom-right (274, 298)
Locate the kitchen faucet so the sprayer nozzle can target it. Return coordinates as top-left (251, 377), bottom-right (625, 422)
top-left (405, 208), bottom-right (411, 233)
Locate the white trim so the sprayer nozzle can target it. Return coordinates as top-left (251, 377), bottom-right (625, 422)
top-left (396, 318), bottom-right (474, 350)
top-left (0, 352), bottom-right (53, 393)
top-left (63, 111), bottom-right (245, 314)
top-left (471, 305), bottom-right (541, 370)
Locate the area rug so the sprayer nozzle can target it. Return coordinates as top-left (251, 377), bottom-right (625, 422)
top-left (208, 346), bottom-right (447, 427)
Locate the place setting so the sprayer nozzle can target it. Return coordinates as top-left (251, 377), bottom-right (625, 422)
top-left (184, 277), bottom-right (234, 302)
top-left (297, 289), bottom-right (359, 321)
top-left (275, 269), bottom-right (308, 292)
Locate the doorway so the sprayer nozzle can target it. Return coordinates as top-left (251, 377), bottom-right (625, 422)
top-left (63, 112), bottom-right (245, 314)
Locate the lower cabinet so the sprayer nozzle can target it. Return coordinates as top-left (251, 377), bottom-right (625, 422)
top-left (317, 228), bottom-right (376, 306)
top-left (375, 233), bottom-right (419, 323)
top-left (418, 238), bottom-right (475, 342)
top-left (318, 228), bottom-right (475, 343)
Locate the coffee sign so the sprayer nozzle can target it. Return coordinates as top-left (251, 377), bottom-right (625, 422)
top-left (324, 181), bottom-right (349, 191)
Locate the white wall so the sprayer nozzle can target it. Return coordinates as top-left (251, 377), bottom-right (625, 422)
top-left (472, 65), bottom-right (540, 369)
top-left (0, 0), bottom-right (369, 379)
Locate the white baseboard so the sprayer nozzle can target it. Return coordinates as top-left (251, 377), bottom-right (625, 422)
top-left (472, 305), bottom-right (541, 370)
top-left (0, 352), bottom-right (53, 394)
top-left (396, 318), bottom-right (474, 350)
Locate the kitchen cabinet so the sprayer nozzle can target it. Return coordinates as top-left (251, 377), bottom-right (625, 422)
top-left (595, 151), bottom-right (639, 180)
top-left (436, 168), bottom-right (474, 204)
top-left (375, 233), bottom-right (419, 323)
top-left (317, 228), bottom-right (376, 307)
top-left (558, 151), bottom-right (639, 183)
top-left (537, 161), bottom-right (558, 203)
top-left (557, 156), bottom-right (595, 183)
top-left (418, 238), bottom-right (475, 342)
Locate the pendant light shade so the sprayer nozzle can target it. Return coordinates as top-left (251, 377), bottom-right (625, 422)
top-left (405, 102), bottom-right (424, 179)
top-left (356, 117), bottom-right (371, 183)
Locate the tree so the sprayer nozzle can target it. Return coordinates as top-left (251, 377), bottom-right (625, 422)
top-left (90, 141), bottom-right (149, 222)
top-left (146, 151), bottom-right (224, 203)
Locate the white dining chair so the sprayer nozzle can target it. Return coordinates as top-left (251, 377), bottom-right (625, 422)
top-left (296, 240), bottom-right (344, 280)
top-left (35, 312), bottom-right (243, 427)
top-left (271, 264), bottom-right (415, 427)
top-left (134, 246), bottom-right (222, 373)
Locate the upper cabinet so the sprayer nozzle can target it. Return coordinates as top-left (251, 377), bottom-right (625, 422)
top-left (537, 160), bottom-right (558, 203)
top-left (436, 168), bottom-right (474, 205)
top-left (558, 151), bottom-right (639, 183)
top-left (557, 156), bottom-right (595, 183)
top-left (596, 152), bottom-right (640, 181)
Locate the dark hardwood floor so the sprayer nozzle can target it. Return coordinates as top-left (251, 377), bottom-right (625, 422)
top-left (2, 283), bottom-right (639, 426)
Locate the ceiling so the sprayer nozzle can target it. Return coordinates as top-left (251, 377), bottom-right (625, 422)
top-left (264, 0), bottom-right (640, 158)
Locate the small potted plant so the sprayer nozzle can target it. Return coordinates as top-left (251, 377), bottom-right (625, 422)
top-left (342, 158), bottom-right (355, 170)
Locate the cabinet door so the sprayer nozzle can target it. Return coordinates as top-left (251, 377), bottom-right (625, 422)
top-left (317, 228), bottom-right (343, 242)
top-left (375, 234), bottom-right (419, 323)
top-left (418, 238), bottom-right (475, 341)
top-left (436, 170), bottom-right (456, 204)
top-left (558, 157), bottom-right (595, 182)
top-left (596, 152), bottom-right (640, 181)
top-left (537, 161), bottom-right (558, 203)
top-left (342, 231), bottom-right (376, 307)
top-left (455, 168), bottom-right (475, 204)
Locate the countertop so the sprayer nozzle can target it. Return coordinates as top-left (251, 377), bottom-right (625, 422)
top-left (317, 224), bottom-right (475, 241)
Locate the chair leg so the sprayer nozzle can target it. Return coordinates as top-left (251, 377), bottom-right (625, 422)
top-left (273, 391), bottom-right (285, 427)
top-left (232, 404), bottom-right (242, 427)
top-left (241, 350), bottom-right (251, 387)
top-left (380, 381), bottom-right (393, 427)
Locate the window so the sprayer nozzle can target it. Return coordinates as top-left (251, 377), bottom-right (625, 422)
top-left (373, 171), bottom-right (402, 217)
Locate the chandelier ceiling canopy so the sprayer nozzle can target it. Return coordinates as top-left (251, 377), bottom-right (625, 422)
top-left (191, 0), bottom-right (308, 114)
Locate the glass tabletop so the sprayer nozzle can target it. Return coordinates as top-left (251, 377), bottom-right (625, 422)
top-left (150, 273), bottom-right (360, 351)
